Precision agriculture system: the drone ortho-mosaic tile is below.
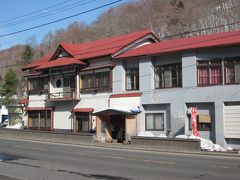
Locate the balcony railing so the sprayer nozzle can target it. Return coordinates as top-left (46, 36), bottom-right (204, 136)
top-left (80, 86), bottom-right (112, 93)
top-left (28, 89), bottom-right (48, 95)
top-left (47, 90), bottom-right (79, 100)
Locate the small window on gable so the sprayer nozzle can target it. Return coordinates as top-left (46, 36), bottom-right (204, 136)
top-left (57, 49), bottom-right (69, 58)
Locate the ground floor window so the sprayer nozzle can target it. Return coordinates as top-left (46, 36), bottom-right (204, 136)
top-left (145, 113), bottom-right (164, 131)
top-left (76, 113), bottom-right (90, 132)
top-left (28, 110), bottom-right (51, 130)
top-left (189, 114), bottom-right (211, 131)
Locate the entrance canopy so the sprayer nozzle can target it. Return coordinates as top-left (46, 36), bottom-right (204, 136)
top-left (93, 105), bottom-right (141, 115)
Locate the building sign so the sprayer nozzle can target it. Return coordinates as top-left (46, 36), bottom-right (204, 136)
top-left (191, 107), bottom-right (199, 136)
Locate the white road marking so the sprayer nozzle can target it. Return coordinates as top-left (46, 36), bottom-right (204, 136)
top-left (31, 147), bottom-right (47, 151)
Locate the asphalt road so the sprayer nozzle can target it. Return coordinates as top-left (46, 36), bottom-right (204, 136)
top-left (0, 137), bottom-right (239, 180)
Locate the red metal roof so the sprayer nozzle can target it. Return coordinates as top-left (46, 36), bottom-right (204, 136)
top-left (23, 53), bottom-right (53, 70)
top-left (61, 30), bottom-right (153, 60)
top-left (35, 57), bottom-right (86, 70)
top-left (117, 30), bottom-right (240, 58)
top-left (73, 108), bottom-right (94, 113)
top-left (24, 30), bottom-right (153, 70)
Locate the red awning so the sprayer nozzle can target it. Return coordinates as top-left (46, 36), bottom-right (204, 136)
top-left (25, 107), bottom-right (54, 111)
top-left (110, 92), bottom-right (142, 98)
top-left (73, 108), bottom-right (94, 113)
top-left (19, 98), bottom-right (29, 105)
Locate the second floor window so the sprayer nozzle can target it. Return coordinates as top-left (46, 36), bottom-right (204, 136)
top-left (155, 63), bottom-right (182, 88)
top-left (126, 68), bottom-right (139, 90)
top-left (63, 76), bottom-right (75, 89)
top-left (225, 58), bottom-right (240, 84)
top-left (80, 71), bottom-right (110, 91)
top-left (29, 77), bottom-right (48, 92)
top-left (197, 60), bottom-right (222, 86)
top-left (197, 57), bottom-right (240, 86)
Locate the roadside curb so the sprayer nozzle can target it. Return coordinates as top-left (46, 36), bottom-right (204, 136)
top-left (0, 136), bottom-right (239, 158)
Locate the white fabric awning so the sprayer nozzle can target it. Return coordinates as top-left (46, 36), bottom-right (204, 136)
top-left (93, 105), bottom-right (141, 115)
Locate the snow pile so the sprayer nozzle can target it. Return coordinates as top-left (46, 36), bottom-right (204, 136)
top-left (158, 134), bottom-right (167, 138)
top-left (137, 131), bottom-right (154, 137)
top-left (226, 147), bottom-right (233, 151)
top-left (175, 134), bottom-right (227, 152)
top-left (92, 135), bottom-right (98, 142)
top-left (6, 123), bottom-right (22, 130)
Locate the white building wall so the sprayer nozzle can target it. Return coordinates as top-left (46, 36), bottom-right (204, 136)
top-left (50, 75), bottom-right (63, 94)
top-left (28, 95), bottom-right (48, 107)
top-left (110, 97), bottom-right (140, 107)
top-left (53, 102), bottom-right (73, 131)
top-left (75, 94), bottom-right (110, 130)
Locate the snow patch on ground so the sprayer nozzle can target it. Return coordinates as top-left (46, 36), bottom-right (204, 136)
top-left (175, 134), bottom-right (228, 152)
top-left (5, 123), bottom-right (22, 130)
top-left (137, 132), bottom-right (167, 138)
top-left (137, 131), bottom-right (155, 137)
top-left (158, 134), bottom-right (167, 138)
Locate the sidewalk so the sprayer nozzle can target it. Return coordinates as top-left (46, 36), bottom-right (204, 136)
top-left (1, 134), bottom-right (239, 158)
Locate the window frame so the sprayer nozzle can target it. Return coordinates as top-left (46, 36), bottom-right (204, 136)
top-left (80, 69), bottom-right (112, 92)
top-left (28, 76), bottom-right (49, 94)
top-left (197, 60), bottom-right (222, 86)
top-left (154, 63), bottom-right (182, 89)
top-left (145, 113), bottom-right (164, 131)
top-left (224, 57), bottom-right (240, 85)
top-left (188, 114), bottom-right (211, 131)
top-left (76, 112), bottom-right (90, 132)
top-left (28, 110), bottom-right (52, 131)
top-left (125, 67), bottom-right (139, 91)
top-left (63, 75), bottom-right (76, 90)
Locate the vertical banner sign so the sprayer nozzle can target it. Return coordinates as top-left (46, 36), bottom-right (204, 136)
top-left (191, 107), bottom-right (199, 136)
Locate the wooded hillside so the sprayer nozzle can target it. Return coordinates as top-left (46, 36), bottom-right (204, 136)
top-left (0, 0), bottom-right (239, 98)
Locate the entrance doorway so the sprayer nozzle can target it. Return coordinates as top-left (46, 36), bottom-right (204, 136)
top-left (76, 113), bottom-right (90, 132)
top-left (110, 115), bottom-right (125, 143)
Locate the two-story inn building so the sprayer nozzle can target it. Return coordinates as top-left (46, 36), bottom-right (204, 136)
top-left (22, 30), bottom-right (159, 143)
top-left (22, 30), bottom-right (240, 148)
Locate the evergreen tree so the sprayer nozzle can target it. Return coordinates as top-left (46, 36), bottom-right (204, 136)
top-left (21, 45), bottom-right (33, 64)
top-left (1, 68), bottom-right (18, 105)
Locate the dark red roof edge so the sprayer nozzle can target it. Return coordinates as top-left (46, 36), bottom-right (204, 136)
top-left (73, 108), bottom-right (94, 113)
top-left (25, 107), bottom-right (54, 111)
top-left (24, 72), bottom-right (42, 77)
top-left (80, 64), bottom-right (115, 72)
top-left (110, 92), bottom-right (142, 98)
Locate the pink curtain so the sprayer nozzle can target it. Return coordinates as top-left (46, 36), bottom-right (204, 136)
top-left (198, 68), bottom-right (209, 85)
top-left (211, 67), bottom-right (221, 84)
top-left (225, 66), bottom-right (232, 84)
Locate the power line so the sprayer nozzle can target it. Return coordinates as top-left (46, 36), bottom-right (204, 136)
top-left (160, 20), bottom-right (240, 39)
top-left (0, 0), bottom-right (75, 24)
top-left (0, 0), bottom-right (123, 38)
top-left (0, 0), bottom-right (97, 28)
top-left (1, 22), bottom-right (240, 70)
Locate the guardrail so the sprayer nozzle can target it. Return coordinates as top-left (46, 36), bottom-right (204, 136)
top-left (0, 128), bottom-right (93, 144)
top-left (131, 136), bottom-right (201, 151)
